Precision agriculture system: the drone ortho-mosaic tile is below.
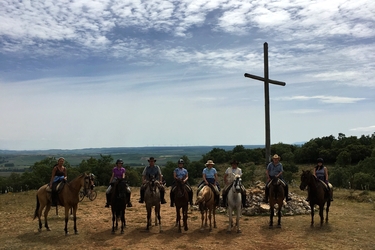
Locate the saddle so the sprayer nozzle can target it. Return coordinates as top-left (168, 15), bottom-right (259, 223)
top-left (267, 178), bottom-right (286, 188)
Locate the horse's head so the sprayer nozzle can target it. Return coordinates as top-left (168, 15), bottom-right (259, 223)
top-left (83, 173), bottom-right (95, 190)
top-left (232, 174), bottom-right (242, 193)
top-left (147, 175), bottom-right (159, 193)
top-left (270, 177), bottom-right (282, 188)
top-left (300, 170), bottom-right (311, 190)
top-left (116, 179), bottom-right (127, 199)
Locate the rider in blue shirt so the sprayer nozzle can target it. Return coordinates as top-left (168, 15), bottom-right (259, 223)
top-left (197, 160), bottom-right (220, 206)
top-left (264, 154), bottom-right (291, 203)
top-left (170, 159), bottom-right (193, 207)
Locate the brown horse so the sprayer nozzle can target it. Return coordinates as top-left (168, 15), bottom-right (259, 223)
top-left (195, 184), bottom-right (216, 231)
top-left (174, 179), bottom-right (189, 233)
top-left (144, 176), bottom-right (162, 232)
top-left (34, 173), bottom-right (92, 235)
top-left (268, 177), bottom-right (285, 228)
top-left (300, 170), bottom-right (331, 226)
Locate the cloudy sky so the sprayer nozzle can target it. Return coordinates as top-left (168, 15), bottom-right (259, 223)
top-left (1, 0), bottom-right (374, 150)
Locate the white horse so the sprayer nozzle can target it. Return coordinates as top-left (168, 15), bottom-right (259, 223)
top-left (226, 174), bottom-right (242, 233)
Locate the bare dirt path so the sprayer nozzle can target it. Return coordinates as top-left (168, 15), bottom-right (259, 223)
top-left (1, 187), bottom-right (374, 250)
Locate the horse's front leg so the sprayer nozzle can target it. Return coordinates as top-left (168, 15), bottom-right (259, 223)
top-left (325, 202), bottom-right (330, 223)
top-left (64, 207), bottom-right (70, 235)
top-left (111, 212), bottom-right (116, 234)
top-left (156, 205), bottom-right (162, 233)
top-left (121, 211), bottom-right (125, 234)
top-left (183, 207), bottom-right (188, 231)
top-left (175, 207), bottom-right (179, 228)
top-left (310, 202), bottom-right (315, 226)
top-left (319, 205), bottom-right (324, 226)
top-left (43, 204), bottom-right (51, 231)
top-left (200, 210), bottom-right (205, 231)
top-left (236, 207), bottom-right (241, 233)
top-left (269, 207), bottom-right (274, 228)
top-left (213, 207), bottom-right (216, 229)
top-left (227, 207), bottom-right (232, 233)
top-left (146, 207), bottom-right (151, 230)
top-left (72, 205), bottom-right (78, 234)
top-left (277, 207), bottom-right (282, 228)
top-left (208, 209), bottom-right (212, 232)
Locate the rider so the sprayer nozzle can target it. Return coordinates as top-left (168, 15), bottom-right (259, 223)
top-left (221, 160), bottom-right (248, 208)
top-left (105, 159), bottom-right (133, 208)
top-left (264, 154), bottom-right (292, 203)
top-left (48, 157), bottom-right (67, 206)
top-left (307, 158), bottom-right (333, 201)
top-left (170, 158), bottom-right (193, 207)
top-left (138, 157), bottom-right (167, 204)
top-left (197, 160), bottom-right (220, 207)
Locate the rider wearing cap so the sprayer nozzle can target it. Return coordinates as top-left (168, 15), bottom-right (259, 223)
top-left (105, 159), bottom-right (132, 208)
top-left (138, 157), bottom-right (167, 204)
top-left (264, 154), bottom-right (292, 203)
top-left (221, 160), bottom-right (248, 208)
top-left (197, 159), bottom-right (221, 207)
top-left (170, 158), bottom-right (193, 207)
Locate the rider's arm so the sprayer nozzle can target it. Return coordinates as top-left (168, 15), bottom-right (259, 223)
top-left (224, 173), bottom-right (228, 185)
top-left (203, 173), bottom-right (208, 184)
top-left (49, 167), bottom-right (57, 186)
top-left (109, 172), bottom-right (114, 183)
top-left (173, 170), bottom-right (177, 180)
top-left (324, 167), bottom-right (329, 181)
top-left (184, 173), bottom-right (189, 183)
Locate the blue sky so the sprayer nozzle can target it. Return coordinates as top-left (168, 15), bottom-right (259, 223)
top-left (1, 0), bottom-right (374, 150)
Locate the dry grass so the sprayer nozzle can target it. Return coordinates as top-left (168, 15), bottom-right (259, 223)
top-left (1, 186), bottom-right (374, 250)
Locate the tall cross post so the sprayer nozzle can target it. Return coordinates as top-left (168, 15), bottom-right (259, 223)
top-left (244, 42), bottom-right (286, 165)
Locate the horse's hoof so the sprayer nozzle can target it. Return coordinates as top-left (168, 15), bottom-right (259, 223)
top-left (46, 228), bottom-right (51, 231)
top-left (277, 225), bottom-right (281, 228)
top-left (111, 231), bottom-right (115, 234)
top-left (226, 231), bottom-right (231, 234)
top-left (269, 225), bottom-right (273, 229)
top-left (200, 228), bottom-right (204, 231)
top-left (184, 227), bottom-right (188, 231)
top-left (75, 231), bottom-right (79, 235)
top-left (121, 231), bottom-right (124, 234)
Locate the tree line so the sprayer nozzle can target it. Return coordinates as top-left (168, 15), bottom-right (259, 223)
top-left (1, 132), bottom-right (374, 193)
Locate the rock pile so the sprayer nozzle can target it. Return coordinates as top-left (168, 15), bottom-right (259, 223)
top-left (218, 181), bottom-right (312, 216)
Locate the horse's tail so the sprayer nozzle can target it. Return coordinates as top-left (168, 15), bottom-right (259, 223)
top-left (33, 195), bottom-right (40, 220)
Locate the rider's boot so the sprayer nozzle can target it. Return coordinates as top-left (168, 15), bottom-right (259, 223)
top-left (105, 193), bottom-right (111, 207)
top-left (242, 193), bottom-right (248, 208)
top-left (263, 186), bottom-right (269, 203)
top-left (160, 189), bottom-right (167, 204)
top-left (170, 190), bottom-right (174, 207)
top-left (127, 193), bottom-right (133, 207)
top-left (138, 189), bottom-right (145, 203)
top-left (221, 193), bottom-right (227, 207)
top-left (189, 190), bottom-right (193, 206)
top-left (285, 185), bottom-right (292, 201)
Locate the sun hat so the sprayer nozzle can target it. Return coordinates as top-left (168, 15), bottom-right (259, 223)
top-left (148, 157), bottom-right (156, 162)
top-left (272, 154), bottom-right (280, 159)
top-left (205, 160), bottom-right (215, 166)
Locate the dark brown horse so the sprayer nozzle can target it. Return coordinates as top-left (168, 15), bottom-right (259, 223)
top-left (111, 178), bottom-right (127, 234)
top-left (34, 173), bottom-right (92, 235)
top-left (195, 184), bottom-right (216, 231)
top-left (174, 178), bottom-right (189, 233)
top-left (300, 170), bottom-right (331, 226)
top-left (144, 176), bottom-right (162, 232)
top-left (268, 177), bottom-right (285, 228)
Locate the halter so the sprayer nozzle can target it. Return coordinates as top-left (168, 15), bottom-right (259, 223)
top-left (231, 175), bottom-right (242, 193)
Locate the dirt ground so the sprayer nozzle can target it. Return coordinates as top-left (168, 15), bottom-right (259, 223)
top-left (1, 186), bottom-right (375, 250)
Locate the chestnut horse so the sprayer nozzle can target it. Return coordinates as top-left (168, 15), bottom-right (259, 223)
top-left (34, 173), bottom-right (92, 235)
top-left (268, 177), bottom-right (285, 228)
top-left (174, 178), bottom-right (189, 233)
top-left (195, 184), bottom-right (216, 231)
top-left (300, 170), bottom-right (331, 226)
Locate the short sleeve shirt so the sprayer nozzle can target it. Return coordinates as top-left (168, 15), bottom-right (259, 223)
top-left (174, 168), bottom-right (188, 179)
top-left (203, 167), bottom-right (217, 179)
top-left (267, 162), bottom-right (283, 177)
top-left (113, 167), bottom-right (126, 179)
top-left (142, 165), bottom-right (162, 180)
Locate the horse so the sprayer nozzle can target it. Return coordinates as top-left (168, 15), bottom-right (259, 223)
top-left (268, 177), bottom-right (285, 228)
top-left (174, 178), bottom-right (189, 233)
top-left (111, 178), bottom-right (127, 234)
top-left (34, 173), bottom-right (92, 235)
top-left (226, 174), bottom-right (242, 233)
top-left (144, 176), bottom-right (162, 232)
top-left (195, 184), bottom-right (216, 231)
top-left (300, 170), bottom-right (331, 226)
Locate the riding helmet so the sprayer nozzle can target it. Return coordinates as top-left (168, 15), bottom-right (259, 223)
top-left (116, 159), bottom-right (124, 164)
top-left (317, 158), bottom-right (324, 163)
top-left (177, 159), bottom-right (184, 164)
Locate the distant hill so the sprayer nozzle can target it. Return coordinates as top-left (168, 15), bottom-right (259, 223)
top-left (0, 145), bottom-right (265, 156)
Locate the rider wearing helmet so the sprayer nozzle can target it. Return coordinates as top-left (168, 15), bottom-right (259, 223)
top-left (105, 159), bottom-right (133, 207)
top-left (170, 158), bottom-right (193, 207)
top-left (306, 158), bottom-right (333, 201)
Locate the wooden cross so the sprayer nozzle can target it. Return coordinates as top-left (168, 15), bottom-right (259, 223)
top-left (244, 42), bottom-right (286, 165)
